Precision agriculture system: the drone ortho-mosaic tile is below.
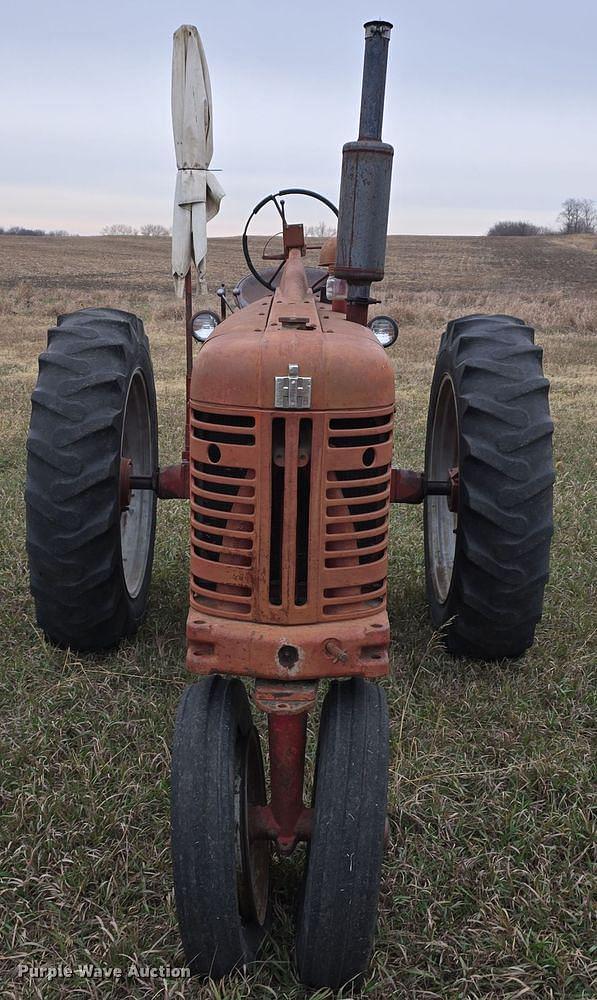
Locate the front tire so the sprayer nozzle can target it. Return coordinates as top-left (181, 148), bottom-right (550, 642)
top-left (171, 677), bottom-right (270, 978)
top-left (424, 313), bottom-right (554, 659)
top-left (295, 678), bottom-right (389, 990)
top-left (26, 307), bottom-right (157, 650)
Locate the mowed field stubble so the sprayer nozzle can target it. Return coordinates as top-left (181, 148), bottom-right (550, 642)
top-left (0, 233), bottom-right (595, 999)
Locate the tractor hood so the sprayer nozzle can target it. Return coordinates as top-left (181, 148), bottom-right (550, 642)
top-left (191, 252), bottom-right (395, 411)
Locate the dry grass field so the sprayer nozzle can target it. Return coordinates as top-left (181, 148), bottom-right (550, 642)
top-left (0, 233), bottom-right (595, 999)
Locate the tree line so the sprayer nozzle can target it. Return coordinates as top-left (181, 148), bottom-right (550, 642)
top-left (0, 226), bottom-right (69, 237)
top-left (100, 224), bottom-right (170, 236)
top-left (488, 198), bottom-right (596, 236)
top-left (4, 203), bottom-right (594, 240)
top-left (0, 223), bottom-right (171, 237)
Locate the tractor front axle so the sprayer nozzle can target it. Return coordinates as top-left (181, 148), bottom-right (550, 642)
top-left (390, 466), bottom-right (459, 511)
top-left (251, 681), bottom-right (317, 856)
top-left (120, 459), bottom-right (459, 512)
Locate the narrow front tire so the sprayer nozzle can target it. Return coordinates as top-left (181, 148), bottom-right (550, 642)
top-left (295, 678), bottom-right (389, 990)
top-left (171, 677), bottom-right (270, 977)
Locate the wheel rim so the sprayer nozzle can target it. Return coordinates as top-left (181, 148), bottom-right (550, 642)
top-left (235, 727), bottom-right (270, 926)
top-left (120, 370), bottom-right (153, 598)
top-left (428, 374), bottom-right (459, 604)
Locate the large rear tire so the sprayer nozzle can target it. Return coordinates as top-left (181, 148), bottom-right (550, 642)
top-left (26, 307), bottom-right (157, 650)
top-left (424, 313), bottom-right (554, 659)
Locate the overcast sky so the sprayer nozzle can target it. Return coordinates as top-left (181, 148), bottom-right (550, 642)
top-left (1, 0), bottom-right (595, 236)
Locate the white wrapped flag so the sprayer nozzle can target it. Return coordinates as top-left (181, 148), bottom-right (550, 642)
top-left (171, 24), bottom-right (225, 295)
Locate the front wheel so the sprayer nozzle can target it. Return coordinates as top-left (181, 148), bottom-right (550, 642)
top-left (295, 678), bottom-right (389, 990)
top-left (424, 313), bottom-right (554, 659)
top-left (171, 677), bottom-right (270, 977)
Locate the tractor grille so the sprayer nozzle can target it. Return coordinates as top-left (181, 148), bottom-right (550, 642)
top-left (190, 409), bottom-right (257, 618)
top-left (189, 406), bottom-right (394, 623)
top-left (323, 412), bottom-right (393, 617)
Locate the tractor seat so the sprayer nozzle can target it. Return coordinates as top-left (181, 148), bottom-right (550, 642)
top-left (234, 266), bottom-right (328, 308)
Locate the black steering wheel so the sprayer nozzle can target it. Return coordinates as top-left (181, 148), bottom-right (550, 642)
top-left (242, 188), bottom-right (338, 291)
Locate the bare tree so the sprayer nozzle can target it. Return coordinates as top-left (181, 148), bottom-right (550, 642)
top-left (139, 223), bottom-right (170, 237)
top-left (306, 221), bottom-right (336, 238)
top-left (578, 198), bottom-right (597, 233)
top-left (101, 224), bottom-right (138, 236)
top-left (487, 220), bottom-right (541, 236)
top-left (558, 198), bottom-right (596, 234)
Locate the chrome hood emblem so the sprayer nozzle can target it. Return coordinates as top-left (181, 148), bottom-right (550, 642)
top-left (274, 364), bottom-right (312, 409)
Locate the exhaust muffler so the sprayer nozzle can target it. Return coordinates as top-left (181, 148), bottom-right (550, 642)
top-left (335, 20), bottom-right (394, 324)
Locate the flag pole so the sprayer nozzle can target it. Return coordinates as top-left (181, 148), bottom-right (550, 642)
top-left (184, 269), bottom-right (193, 461)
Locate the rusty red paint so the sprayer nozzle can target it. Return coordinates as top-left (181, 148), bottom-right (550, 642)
top-left (254, 680), bottom-right (318, 714)
top-left (266, 712), bottom-right (308, 855)
top-left (346, 299), bottom-right (369, 325)
top-left (283, 223), bottom-right (306, 254)
top-left (186, 295), bottom-right (395, 665)
top-left (249, 803), bottom-right (313, 846)
top-left (390, 466), bottom-right (460, 508)
top-left (157, 462), bottom-right (189, 499)
top-left (390, 467), bottom-right (425, 503)
top-left (249, 682), bottom-right (316, 854)
top-left (448, 466), bottom-right (459, 513)
top-left (187, 609), bottom-right (390, 680)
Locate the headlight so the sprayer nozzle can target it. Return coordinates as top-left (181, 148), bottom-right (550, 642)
top-left (325, 276), bottom-right (348, 302)
top-left (191, 310), bottom-right (220, 343)
top-left (368, 315), bottom-right (399, 349)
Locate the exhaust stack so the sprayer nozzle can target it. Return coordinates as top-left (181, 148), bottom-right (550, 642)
top-left (335, 21), bottom-right (394, 324)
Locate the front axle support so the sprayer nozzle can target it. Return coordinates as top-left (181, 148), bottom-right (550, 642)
top-left (122, 461), bottom-right (458, 511)
top-left (390, 466), bottom-right (459, 511)
top-left (120, 459), bottom-right (189, 510)
top-left (251, 681), bottom-right (317, 856)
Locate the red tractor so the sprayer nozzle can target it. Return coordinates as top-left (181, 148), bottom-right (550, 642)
top-left (25, 21), bottom-right (553, 990)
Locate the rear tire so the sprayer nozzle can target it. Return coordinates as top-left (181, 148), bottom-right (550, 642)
top-left (424, 313), bottom-right (554, 659)
top-left (26, 307), bottom-right (157, 650)
top-left (295, 678), bottom-right (389, 990)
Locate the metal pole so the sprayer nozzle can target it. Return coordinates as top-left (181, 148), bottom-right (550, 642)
top-left (359, 21), bottom-right (393, 141)
top-left (184, 269), bottom-right (193, 461)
